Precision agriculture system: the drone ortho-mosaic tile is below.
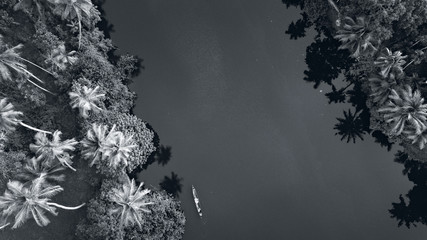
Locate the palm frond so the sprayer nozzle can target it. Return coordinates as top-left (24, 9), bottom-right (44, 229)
top-left (0, 98), bottom-right (23, 132)
top-left (374, 48), bottom-right (407, 78)
top-left (69, 84), bottom-right (104, 118)
top-left (29, 130), bottom-right (78, 170)
top-left (110, 177), bottom-right (153, 229)
top-left (378, 85), bottom-right (427, 135)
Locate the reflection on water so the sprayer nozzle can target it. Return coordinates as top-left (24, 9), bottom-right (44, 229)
top-left (160, 171), bottom-right (183, 197)
top-left (390, 151), bottom-right (427, 228)
top-left (334, 109), bottom-right (368, 143)
top-left (283, 0), bottom-right (427, 230)
top-left (155, 145), bottom-right (173, 166)
top-left (104, 0), bottom-right (427, 238)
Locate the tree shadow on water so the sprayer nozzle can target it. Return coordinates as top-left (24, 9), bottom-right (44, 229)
top-left (285, 12), bottom-right (312, 40)
top-left (282, 0), bottom-right (427, 229)
top-left (389, 151), bottom-right (427, 228)
top-left (155, 145), bottom-right (172, 166)
top-left (159, 172), bottom-right (183, 198)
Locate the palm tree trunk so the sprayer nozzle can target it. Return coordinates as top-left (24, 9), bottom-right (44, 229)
top-left (47, 202), bottom-right (85, 210)
top-left (327, 0), bottom-right (340, 14)
top-left (411, 40), bottom-right (421, 48)
top-left (403, 60), bottom-right (415, 70)
top-left (17, 56), bottom-right (55, 76)
top-left (76, 10), bottom-right (82, 49)
top-left (19, 122), bottom-right (52, 134)
top-left (7, 62), bottom-right (55, 95)
top-left (0, 222), bottom-right (9, 230)
top-left (26, 78), bottom-right (55, 95)
top-left (62, 160), bottom-right (77, 171)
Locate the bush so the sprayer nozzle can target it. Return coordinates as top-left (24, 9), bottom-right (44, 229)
top-left (0, 150), bottom-right (25, 186)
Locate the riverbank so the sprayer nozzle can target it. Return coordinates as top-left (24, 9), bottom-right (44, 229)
top-left (0, 0), bottom-right (185, 239)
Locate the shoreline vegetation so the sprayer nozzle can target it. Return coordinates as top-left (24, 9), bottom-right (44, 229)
top-left (0, 0), bottom-right (185, 239)
top-left (283, 0), bottom-right (427, 228)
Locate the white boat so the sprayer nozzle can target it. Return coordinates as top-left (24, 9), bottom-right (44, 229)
top-left (192, 185), bottom-right (202, 218)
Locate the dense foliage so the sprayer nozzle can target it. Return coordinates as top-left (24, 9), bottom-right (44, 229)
top-left (76, 178), bottom-right (186, 240)
top-left (0, 0), bottom-right (184, 239)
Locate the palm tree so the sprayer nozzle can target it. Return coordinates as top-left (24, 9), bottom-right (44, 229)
top-left (0, 181), bottom-right (85, 229)
top-left (334, 16), bottom-right (377, 58)
top-left (0, 36), bottom-right (54, 94)
top-left (334, 109), bottom-right (367, 143)
top-left (374, 48), bottom-right (407, 78)
top-left (81, 123), bottom-right (136, 169)
top-left (110, 177), bottom-right (153, 229)
top-left (13, 0), bottom-right (43, 17)
top-left (378, 85), bottom-right (427, 136)
top-left (80, 123), bottom-right (117, 166)
top-left (47, 0), bottom-right (94, 48)
top-left (404, 127), bottom-right (427, 150)
top-left (17, 157), bottom-right (66, 187)
top-left (45, 44), bottom-right (78, 71)
top-left (102, 131), bottom-right (137, 169)
top-left (0, 98), bottom-right (51, 134)
top-left (29, 130), bottom-right (78, 171)
top-left (69, 85), bottom-right (104, 118)
top-left (368, 75), bottom-right (397, 106)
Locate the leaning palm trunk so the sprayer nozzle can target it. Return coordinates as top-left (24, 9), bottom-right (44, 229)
top-left (47, 202), bottom-right (85, 210)
top-left (4, 58), bottom-right (54, 95)
top-left (25, 78), bottom-right (55, 95)
top-left (76, 10), bottom-right (83, 49)
top-left (58, 157), bottom-right (76, 171)
top-left (17, 56), bottom-right (55, 76)
top-left (327, 0), bottom-right (340, 14)
top-left (0, 222), bottom-right (9, 230)
top-left (19, 122), bottom-right (52, 134)
top-left (327, 0), bottom-right (341, 26)
top-left (0, 98), bottom-right (52, 134)
top-left (0, 42), bottom-right (54, 95)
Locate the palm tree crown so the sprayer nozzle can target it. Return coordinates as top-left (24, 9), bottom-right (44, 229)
top-left (334, 16), bottom-right (377, 58)
top-left (13, 0), bottom-right (43, 16)
top-left (47, 0), bottom-right (94, 48)
top-left (0, 98), bottom-right (23, 132)
top-left (0, 41), bottom-right (27, 82)
top-left (0, 181), bottom-right (84, 229)
top-left (80, 123), bottom-right (117, 166)
top-left (0, 98), bottom-right (52, 134)
top-left (29, 130), bottom-right (78, 171)
top-left (17, 157), bottom-right (66, 187)
top-left (110, 177), bottom-right (153, 229)
top-left (45, 44), bottom-right (78, 71)
top-left (378, 85), bottom-right (427, 136)
top-left (69, 85), bottom-right (104, 118)
top-left (404, 127), bottom-right (427, 150)
top-left (368, 75), bottom-right (397, 106)
top-left (102, 131), bottom-right (137, 169)
top-left (81, 123), bottom-right (136, 169)
top-left (374, 48), bottom-right (407, 78)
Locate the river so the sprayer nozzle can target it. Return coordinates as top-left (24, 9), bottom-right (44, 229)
top-left (104, 0), bottom-right (427, 239)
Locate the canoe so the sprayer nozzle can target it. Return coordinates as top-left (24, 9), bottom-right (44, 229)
top-left (192, 185), bottom-right (202, 217)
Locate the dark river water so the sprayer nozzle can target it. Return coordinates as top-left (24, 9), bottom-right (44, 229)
top-left (104, 0), bottom-right (427, 239)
